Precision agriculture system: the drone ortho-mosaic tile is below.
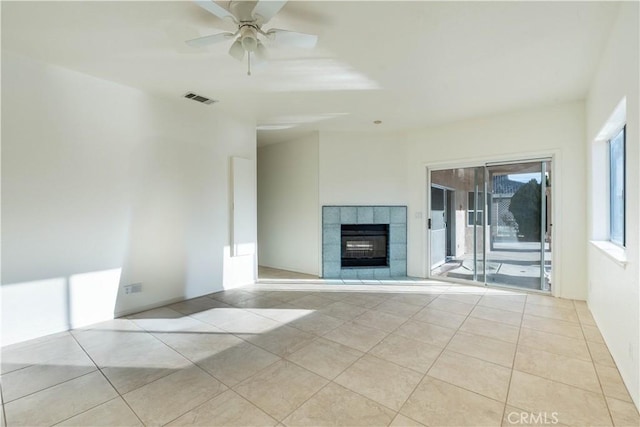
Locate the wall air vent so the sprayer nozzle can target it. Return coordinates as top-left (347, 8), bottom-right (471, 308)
top-left (183, 92), bottom-right (218, 105)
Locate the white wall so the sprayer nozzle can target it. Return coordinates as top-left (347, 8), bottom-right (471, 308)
top-left (257, 134), bottom-right (319, 275)
top-left (256, 130), bottom-right (408, 275)
top-left (586, 2), bottom-right (639, 409)
top-left (1, 51), bottom-right (257, 346)
top-left (318, 131), bottom-right (409, 206)
top-left (406, 102), bottom-right (587, 301)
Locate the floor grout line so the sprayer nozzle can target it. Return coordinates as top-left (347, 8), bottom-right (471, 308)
top-left (68, 330), bottom-right (146, 427)
top-left (500, 293), bottom-right (527, 426)
top-left (0, 382), bottom-right (6, 427)
top-left (3, 369), bottom-right (111, 427)
top-left (1, 368), bottom-right (99, 406)
top-left (267, 291), bottom-right (448, 425)
top-left (50, 396), bottom-right (123, 427)
top-left (274, 300), bottom-right (413, 424)
top-left (393, 291), bottom-right (484, 424)
top-left (581, 303), bottom-right (618, 427)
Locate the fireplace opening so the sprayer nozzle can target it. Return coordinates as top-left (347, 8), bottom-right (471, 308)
top-left (341, 224), bottom-right (389, 268)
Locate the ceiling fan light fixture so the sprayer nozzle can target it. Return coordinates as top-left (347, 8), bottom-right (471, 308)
top-left (229, 39), bottom-right (245, 61)
top-left (240, 25), bottom-right (258, 52)
top-left (242, 36), bottom-right (258, 52)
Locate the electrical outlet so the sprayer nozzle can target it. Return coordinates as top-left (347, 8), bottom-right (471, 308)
top-left (124, 283), bottom-right (143, 294)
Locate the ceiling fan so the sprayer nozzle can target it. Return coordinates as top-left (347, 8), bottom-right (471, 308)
top-left (187, 0), bottom-right (319, 75)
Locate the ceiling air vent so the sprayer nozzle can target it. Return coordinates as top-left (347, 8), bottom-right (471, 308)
top-left (183, 92), bottom-right (218, 105)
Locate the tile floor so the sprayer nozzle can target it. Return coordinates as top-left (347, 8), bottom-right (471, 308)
top-left (1, 269), bottom-right (639, 426)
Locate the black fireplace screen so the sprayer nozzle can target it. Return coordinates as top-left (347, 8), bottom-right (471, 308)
top-left (341, 224), bottom-right (389, 267)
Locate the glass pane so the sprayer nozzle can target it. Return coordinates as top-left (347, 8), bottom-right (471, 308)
top-left (430, 167), bottom-right (484, 284)
top-left (610, 128), bottom-right (625, 246)
top-left (486, 162), bottom-right (547, 290)
top-left (467, 192), bottom-right (485, 225)
top-left (431, 187), bottom-right (445, 211)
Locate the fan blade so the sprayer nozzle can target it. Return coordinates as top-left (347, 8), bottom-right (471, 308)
top-left (252, 0), bottom-right (287, 24)
top-left (266, 29), bottom-right (318, 48)
top-left (186, 32), bottom-right (234, 47)
top-left (194, 1), bottom-right (236, 22)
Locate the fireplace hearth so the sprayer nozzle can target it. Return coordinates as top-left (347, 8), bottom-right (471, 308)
top-left (341, 224), bottom-right (389, 267)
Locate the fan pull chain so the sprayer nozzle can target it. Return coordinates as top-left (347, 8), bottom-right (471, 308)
top-left (247, 52), bottom-right (252, 76)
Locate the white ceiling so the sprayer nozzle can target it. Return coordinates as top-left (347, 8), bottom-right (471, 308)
top-left (2, 1), bottom-right (620, 146)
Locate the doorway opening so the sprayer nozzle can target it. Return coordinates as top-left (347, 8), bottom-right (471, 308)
top-left (430, 185), bottom-right (456, 269)
top-left (429, 160), bottom-right (552, 292)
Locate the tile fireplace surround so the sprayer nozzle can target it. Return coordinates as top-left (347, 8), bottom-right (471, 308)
top-left (322, 206), bottom-right (407, 279)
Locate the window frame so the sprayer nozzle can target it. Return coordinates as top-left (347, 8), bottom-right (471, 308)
top-left (467, 191), bottom-right (484, 226)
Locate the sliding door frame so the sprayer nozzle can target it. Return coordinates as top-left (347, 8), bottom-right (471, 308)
top-left (424, 152), bottom-right (559, 296)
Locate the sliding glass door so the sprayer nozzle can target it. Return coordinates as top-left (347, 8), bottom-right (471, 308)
top-left (485, 161), bottom-right (551, 290)
top-left (430, 167), bottom-right (485, 284)
top-left (429, 160), bottom-right (552, 291)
